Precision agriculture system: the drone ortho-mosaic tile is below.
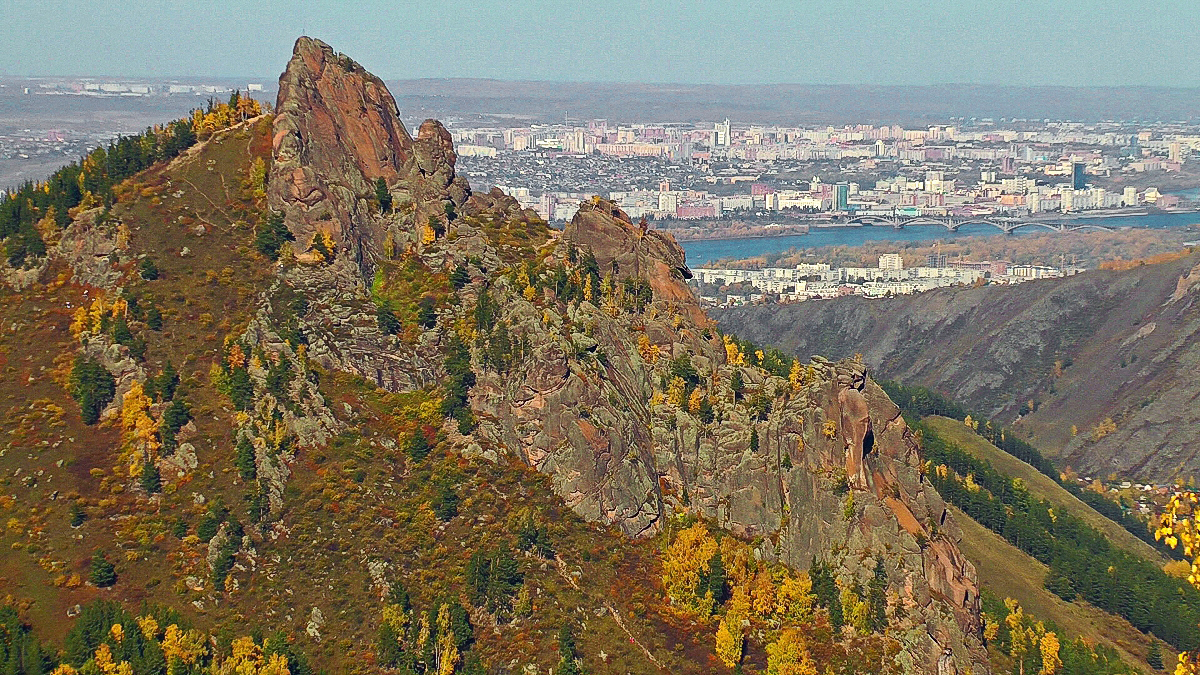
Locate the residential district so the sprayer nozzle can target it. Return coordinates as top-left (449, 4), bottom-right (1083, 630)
top-left (691, 252), bottom-right (1083, 306)
top-left (451, 118), bottom-right (1200, 223)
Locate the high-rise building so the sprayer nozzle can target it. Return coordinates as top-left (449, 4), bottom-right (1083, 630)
top-left (713, 118), bottom-right (731, 147)
top-left (879, 254), bottom-right (903, 271)
top-left (927, 253), bottom-right (947, 269)
top-left (1123, 186), bottom-right (1138, 206)
top-left (835, 183), bottom-right (849, 211)
top-left (1072, 162), bottom-right (1087, 191)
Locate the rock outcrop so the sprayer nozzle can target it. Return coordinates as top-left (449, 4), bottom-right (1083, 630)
top-left (562, 199), bottom-right (704, 324)
top-left (270, 37), bottom-right (469, 278)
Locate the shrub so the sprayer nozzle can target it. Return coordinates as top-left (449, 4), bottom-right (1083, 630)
top-left (138, 258), bottom-right (159, 280)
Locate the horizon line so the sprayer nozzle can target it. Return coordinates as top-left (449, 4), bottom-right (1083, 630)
top-left (4, 75), bottom-right (1200, 91)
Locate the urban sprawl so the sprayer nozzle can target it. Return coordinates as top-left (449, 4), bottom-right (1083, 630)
top-left (452, 118), bottom-right (1198, 222)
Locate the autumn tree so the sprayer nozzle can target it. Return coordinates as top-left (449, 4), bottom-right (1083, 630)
top-left (663, 522), bottom-right (719, 615)
top-left (1156, 491), bottom-right (1200, 674)
top-left (766, 628), bottom-right (817, 675)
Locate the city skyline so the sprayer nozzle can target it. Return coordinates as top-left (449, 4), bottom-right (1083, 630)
top-left (3, 0), bottom-right (1200, 86)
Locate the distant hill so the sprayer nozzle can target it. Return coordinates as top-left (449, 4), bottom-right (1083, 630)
top-left (386, 79), bottom-right (1200, 125)
top-left (716, 252), bottom-right (1200, 482)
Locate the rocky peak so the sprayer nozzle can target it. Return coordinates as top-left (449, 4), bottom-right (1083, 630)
top-left (269, 37), bottom-right (468, 279)
top-left (561, 197), bottom-right (705, 325)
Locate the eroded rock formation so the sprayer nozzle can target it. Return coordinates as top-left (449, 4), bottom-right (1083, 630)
top-left (263, 38), bottom-right (988, 673)
top-left (270, 36), bottom-right (469, 277)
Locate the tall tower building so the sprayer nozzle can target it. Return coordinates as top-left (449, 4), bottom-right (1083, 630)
top-left (1072, 162), bottom-right (1087, 191)
top-left (835, 183), bottom-right (849, 211)
top-left (714, 118), bottom-right (731, 147)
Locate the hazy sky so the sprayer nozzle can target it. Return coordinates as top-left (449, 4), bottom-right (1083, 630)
top-left (3, 0), bottom-right (1199, 86)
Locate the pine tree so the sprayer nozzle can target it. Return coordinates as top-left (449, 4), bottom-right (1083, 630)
top-left (139, 258), bottom-right (159, 280)
top-left (1148, 640), bottom-right (1163, 670)
top-left (375, 177), bottom-right (392, 213)
top-left (139, 461), bottom-right (161, 494)
top-left (89, 553), bottom-right (116, 587)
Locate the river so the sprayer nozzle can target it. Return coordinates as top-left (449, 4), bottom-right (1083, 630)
top-left (680, 211), bottom-right (1200, 266)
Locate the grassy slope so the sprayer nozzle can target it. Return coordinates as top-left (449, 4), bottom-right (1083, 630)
top-left (0, 121), bottom-right (724, 674)
top-left (925, 416), bottom-right (1168, 566)
top-left (949, 505), bottom-right (1164, 669)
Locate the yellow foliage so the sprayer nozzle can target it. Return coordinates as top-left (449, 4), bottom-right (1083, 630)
top-left (964, 473), bottom-right (981, 493)
top-left (719, 537), bottom-right (754, 589)
top-left (638, 334), bottom-right (660, 364)
top-left (766, 627), bottom-right (818, 675)
top-left (382, 603), bottom-right (409, 632)
top-left (840, 585), bottom-right (869, 633)
top-left (776, 572), bottom-right (815, 624)
top-left (983, 617), bottom-right (999, 642)
top-left (1091, 417), bottom-right (1117, 441)
top-left (121, 381), bottom-right (160, 464)
top-left (724, 336), bottom-right (745, 366)
top-left (1039, 632), bottom-right (1062, 675)
top-left (663, 522), bottom-right (719, 614)
top-left (435, 603), bottom-right (459, 675)
top-left (715, 610), bottom-right (745, 668)
top-left (788, 360), bottom-right (803, 391)
top-left (666, 376), bottom-right (687, 407)
top-left (136, 615), bottom-right (159, 640)
top-left (523, 285), bottom-right (537, 301)
top-left (70, 306), bottom-right (89, 338)
top-left (750, 569), bottom-right (776, 618)
top-left (822, 420), bottom-right (838, 439)
top-left (162, 624), bottom-right (206, 665)
top-left (688, 387), bottom-right (704, 415)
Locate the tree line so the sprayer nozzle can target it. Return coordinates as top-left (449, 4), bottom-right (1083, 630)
top-left (919, 419), bottom-right (1200, 651)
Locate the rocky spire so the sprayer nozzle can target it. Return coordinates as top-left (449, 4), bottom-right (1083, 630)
top-left (268, 37), bottom-right (468, 279)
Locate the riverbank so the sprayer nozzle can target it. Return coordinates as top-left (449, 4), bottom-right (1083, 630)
top-left (681, 211), bottom-right (1200, 266)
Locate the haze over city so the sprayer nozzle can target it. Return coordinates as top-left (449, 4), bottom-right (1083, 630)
top-left (3, 0), bottom-right (1200, 86)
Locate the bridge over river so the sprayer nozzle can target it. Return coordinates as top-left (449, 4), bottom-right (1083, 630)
top-left (843, 214), bottom-right (1115, 234)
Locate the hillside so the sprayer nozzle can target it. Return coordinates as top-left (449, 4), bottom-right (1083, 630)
top-left (949, 505), bottom-right (1161, 669)
top-left (715, 251), bottom-right (1200, 483)
top-left (0, 37), bottom-right (995, 675)
top-left (923, 417), bottom-right (1168, 566)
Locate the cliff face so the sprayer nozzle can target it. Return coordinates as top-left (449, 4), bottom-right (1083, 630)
top-left (469, 201), bottom-right (986, 672)
top-left (715, 252), bottom-right (1200, 482)
top-left (261, 38), bottom-right (987, 673)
